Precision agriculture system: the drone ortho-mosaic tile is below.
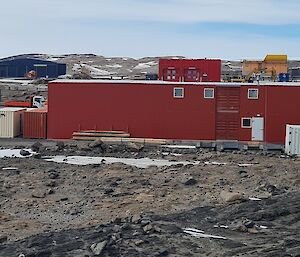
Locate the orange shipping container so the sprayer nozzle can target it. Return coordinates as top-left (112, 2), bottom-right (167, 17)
top-left (23, 108), bottom-right (48, 139)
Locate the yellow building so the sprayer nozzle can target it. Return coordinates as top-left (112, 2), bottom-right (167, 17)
top-left (242, 55), bottom-right (288, 79)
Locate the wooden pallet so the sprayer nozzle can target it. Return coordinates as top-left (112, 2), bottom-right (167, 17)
top-left (73, 131), bottom-right (130, 138)
top-left (73, 136), bottom-right (168, 145)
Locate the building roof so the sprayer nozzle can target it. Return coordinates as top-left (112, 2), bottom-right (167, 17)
top-left (0, 56), bottom-right (64, 65)
top-left (50, 79), bottom-right (300, 87)
top-left (0, 107), bottom-right (26, 112)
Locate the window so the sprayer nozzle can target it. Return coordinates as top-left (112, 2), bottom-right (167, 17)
top-left (174, 87), bottom-right (184, 98)
top-left (248, 89), bottom-right (259, 99)
top-left (204, 88), bottom-right (214, 99)
top-left (166, 68), bottom-right (176, 80)
top-left (242, 118), bottom-right (252, 128)
top-left (185, 68), bottom-right (199, 81)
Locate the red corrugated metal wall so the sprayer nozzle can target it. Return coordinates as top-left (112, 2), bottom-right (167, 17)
top-left (216, 87), bottom-right (240, 140)
top-left (48, 82), bottom-right (216, 140)
top-left (265, 86), bottom-right (300, 144)
top-left (47, 81), bottom-right (300, 144)
top-left (159, 59), bottom-right (221, 82)
top-left (23, 109), bottom-right (47, 139)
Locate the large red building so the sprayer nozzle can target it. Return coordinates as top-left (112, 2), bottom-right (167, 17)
top-left (159, 59), bottom-right (221, 82)
top-left (48, 80), bottom-right (300, 144)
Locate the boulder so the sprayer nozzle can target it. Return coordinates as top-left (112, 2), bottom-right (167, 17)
top-left (220, 190), bottom-right (243, 203)
top-left (181, 176), bottom-right (197, 186)
top-left (20, 150), bottom-right (31, 157)
top-left (126, 142), bottom-right (144, 152)
top-left (90, 240), bottom-right (107, 256)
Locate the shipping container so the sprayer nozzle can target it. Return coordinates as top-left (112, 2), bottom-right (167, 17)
top-left (0, 107), bottom-right (26, 138)
top-left (145, 74), bottom-right (158, 80)
top-left (23, 108), bottom-right (48, 139)
top-left (285, 125), bottom-right (300, 155)
top-left (278, 73), bottom-right (289, 82)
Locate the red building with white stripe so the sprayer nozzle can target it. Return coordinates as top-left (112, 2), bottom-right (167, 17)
top-left (48, 80), bottom-right (300, 144)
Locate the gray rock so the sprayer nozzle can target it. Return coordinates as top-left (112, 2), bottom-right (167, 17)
top-left (131, 214), bottom-right (142, 223)
top-left (31, 142), bottom-right (45, 152)
top-left (0, 235), bottom-right (7, 243)
top-left (56, 141), bottom-right (65, 151)
top-left (20, 149), bottom-right (31, 157)
top-left (133, 239), bottom-right (144, 246)
top-left (90, 240), bottom-right (107, 255)
top-left (220, 190), bottom-right (243, 203)
top-left (126, 142), bottom-right (144, 152)
top-left (89, 140), bottom-right (107, 152)
top-left (32, 189), bottom-right (46, 198)
top-left (143, 224), bottom-right (153, 233)
top-left (182, 176), bottom-right (197, 186)
top-left (48, 169), bottom-right (59, 179)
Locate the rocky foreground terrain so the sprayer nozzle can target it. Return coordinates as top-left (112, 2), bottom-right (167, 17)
top-left (0, 140), bottom-right (299, 256)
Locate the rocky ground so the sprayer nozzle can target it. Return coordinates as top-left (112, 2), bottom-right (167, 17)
top-left (0, 140), bottom-right (299, 256)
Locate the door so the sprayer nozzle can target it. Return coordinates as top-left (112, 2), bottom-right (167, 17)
top-left (216, 87), bottom-right (240, 140)
top-left (252, 117), bottom-right (264, 141)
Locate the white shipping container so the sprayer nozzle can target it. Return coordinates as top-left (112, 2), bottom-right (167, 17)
top-left (0, 107), bottom-right (26, 138)
top-left (285, 125), bottom-right (300, 156)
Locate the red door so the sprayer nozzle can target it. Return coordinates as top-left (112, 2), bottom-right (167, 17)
top-left (216, 87), bottom-right (240, 140)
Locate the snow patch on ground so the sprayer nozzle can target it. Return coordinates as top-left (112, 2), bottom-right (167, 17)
top-left (183, 228), bottom-right (227, 240)
top-left (45, 155), bottom-right (200, 169)
top-left (0, 149), bottom-right (35, 158)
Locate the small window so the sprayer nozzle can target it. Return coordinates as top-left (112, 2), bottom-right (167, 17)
top-left (248, 89), bottom-right (259, 99)
top-left (167, 68), bottom-right (176, 80)
top-left (242, 118), bottom-right (252, 128)
top-left (204, 88), bottom-right (214, 99)
top-left (174, 87), bottom-right (184, 98)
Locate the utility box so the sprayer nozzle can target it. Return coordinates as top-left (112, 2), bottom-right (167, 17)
top-left (285, 125), bottom-right (300, 156)
top-left (0, 107), bottom-right (26, 138)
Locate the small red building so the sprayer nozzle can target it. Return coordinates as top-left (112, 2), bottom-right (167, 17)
top-left (48, 80), bottom-right (300, 145)
top-left (159, 58), bottom-right (221, 82)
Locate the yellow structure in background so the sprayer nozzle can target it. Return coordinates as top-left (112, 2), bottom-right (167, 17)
top-left (242, 54), bottom-right (288, 81)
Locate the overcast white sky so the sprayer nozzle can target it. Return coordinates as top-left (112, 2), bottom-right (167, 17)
top-left (1, 0), bottom-right (300, 59)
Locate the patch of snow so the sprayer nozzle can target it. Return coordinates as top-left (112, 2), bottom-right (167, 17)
top-left (2, 167), bottom-right (18, 170)
top-left (162, 145), bottom-right (196, 149)
top-left (133, 61), bottom-right (157, 70)
top-left (259, 225), bottom-right (268, 229)
top-left (183, 228), bottom-right (227, 240)
top-left (72, 63), bottom-right (81, 72)
top-left (44, 155), bottom-right (199, 169)
top-left (238, 163), bottom-right (254, 167)
top-left (0, 149), bottom-right (35, 158)
top-left (82, 65), bottom-right (111, 76)
top-left (249, 197), bottom-right (262, 201)
top-left (213, 225), bottom-right (229, 229)
top-left (204, 161), bottom-right (227, 166)
top-left (161, 152), bottom-right (183, 157)
top-left (106, 64), bottom-right (123, 68)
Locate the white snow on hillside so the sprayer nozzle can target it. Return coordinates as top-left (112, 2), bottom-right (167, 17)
top-left (106, 64), bottom-right (123, 68)
top-left (133, 61), bottom-right (157, 70)
top-left (82, 64), bottom-right (112, 76)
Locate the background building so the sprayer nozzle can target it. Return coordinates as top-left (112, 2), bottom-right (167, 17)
top-left (242, 55), bottom-right (288, 81)
top-left (159, 59), bottom-right (221, 82)
top-left (0, 57), bottom-right (66, 78)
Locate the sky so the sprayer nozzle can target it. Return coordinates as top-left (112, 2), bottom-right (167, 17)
top-left (1, 0), bottom-right (300, 59)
